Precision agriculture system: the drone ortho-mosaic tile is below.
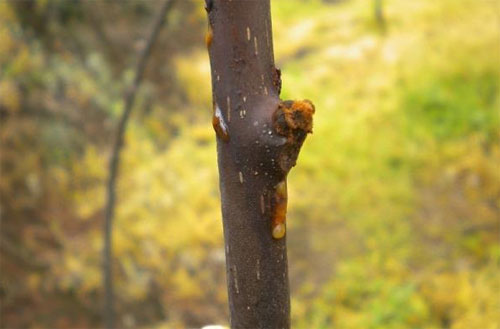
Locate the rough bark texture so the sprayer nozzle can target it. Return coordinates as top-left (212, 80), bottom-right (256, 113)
top-left (206, 1), bottom-right (314, 328)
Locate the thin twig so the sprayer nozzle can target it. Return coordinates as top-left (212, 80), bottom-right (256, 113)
top-left (103, 1), bottom-right (175, 328)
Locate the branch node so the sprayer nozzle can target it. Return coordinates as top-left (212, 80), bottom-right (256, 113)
top-left (273, 99), bottom-right (315, 173)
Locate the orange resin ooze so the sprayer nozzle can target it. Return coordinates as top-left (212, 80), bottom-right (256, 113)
top-left (212, 103), bottom-right (229, 142)
top-left (271, 180), bottom-right (287, 239)
top-left (205, 26), bottom-right (213, 48)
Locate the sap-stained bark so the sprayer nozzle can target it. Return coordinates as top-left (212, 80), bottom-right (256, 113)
top-left (206, 1), bottom-right (314, 328)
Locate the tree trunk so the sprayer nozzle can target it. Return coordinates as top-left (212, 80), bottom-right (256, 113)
top-left (374, 0), bottom-right (385, 31)
top-left (205, 1), bottom-right (314, 328)
top-left (103, 1), bottom-right (174, 328)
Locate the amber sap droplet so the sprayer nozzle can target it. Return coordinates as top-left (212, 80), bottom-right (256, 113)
top-left (212, 104), bottom-right (229, 142)
top-left (272, 223), bottom-right (286, 239)
top-left (271, 180), bottom-right (287, 239)
top-left (205, 27), bottom-right (213, 48)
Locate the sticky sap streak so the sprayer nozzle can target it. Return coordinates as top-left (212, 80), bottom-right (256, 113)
top-left (212, 103), bottom-right (229, 142)
top-left (205, 26), bottom-right (213, 48)
top-left (271, 180), bottom-right (287, 239)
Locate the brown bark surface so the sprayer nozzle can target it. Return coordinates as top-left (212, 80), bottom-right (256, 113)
top-left (206, 1), bottom-right (314, 328)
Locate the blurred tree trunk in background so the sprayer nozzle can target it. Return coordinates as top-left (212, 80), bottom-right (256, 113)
top-left (206, 1), bottom-right (314, 328)
top-left (103, 1), bottom-right (174, 328)
top-left (374, 0), bottom-right (385, 31)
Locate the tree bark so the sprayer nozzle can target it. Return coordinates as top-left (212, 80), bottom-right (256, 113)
top-left (205, 1), bottom-right (314, 328)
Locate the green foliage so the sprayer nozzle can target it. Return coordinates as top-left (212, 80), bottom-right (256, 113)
top-left (1, 0), bottom-right (498, 328)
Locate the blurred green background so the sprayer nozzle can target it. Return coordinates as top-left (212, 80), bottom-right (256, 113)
top-left (1, 0), bottom-right (499, 328)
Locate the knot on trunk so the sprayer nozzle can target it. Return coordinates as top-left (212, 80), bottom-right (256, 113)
top-left (273, 99), bottom-right (315, 174)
